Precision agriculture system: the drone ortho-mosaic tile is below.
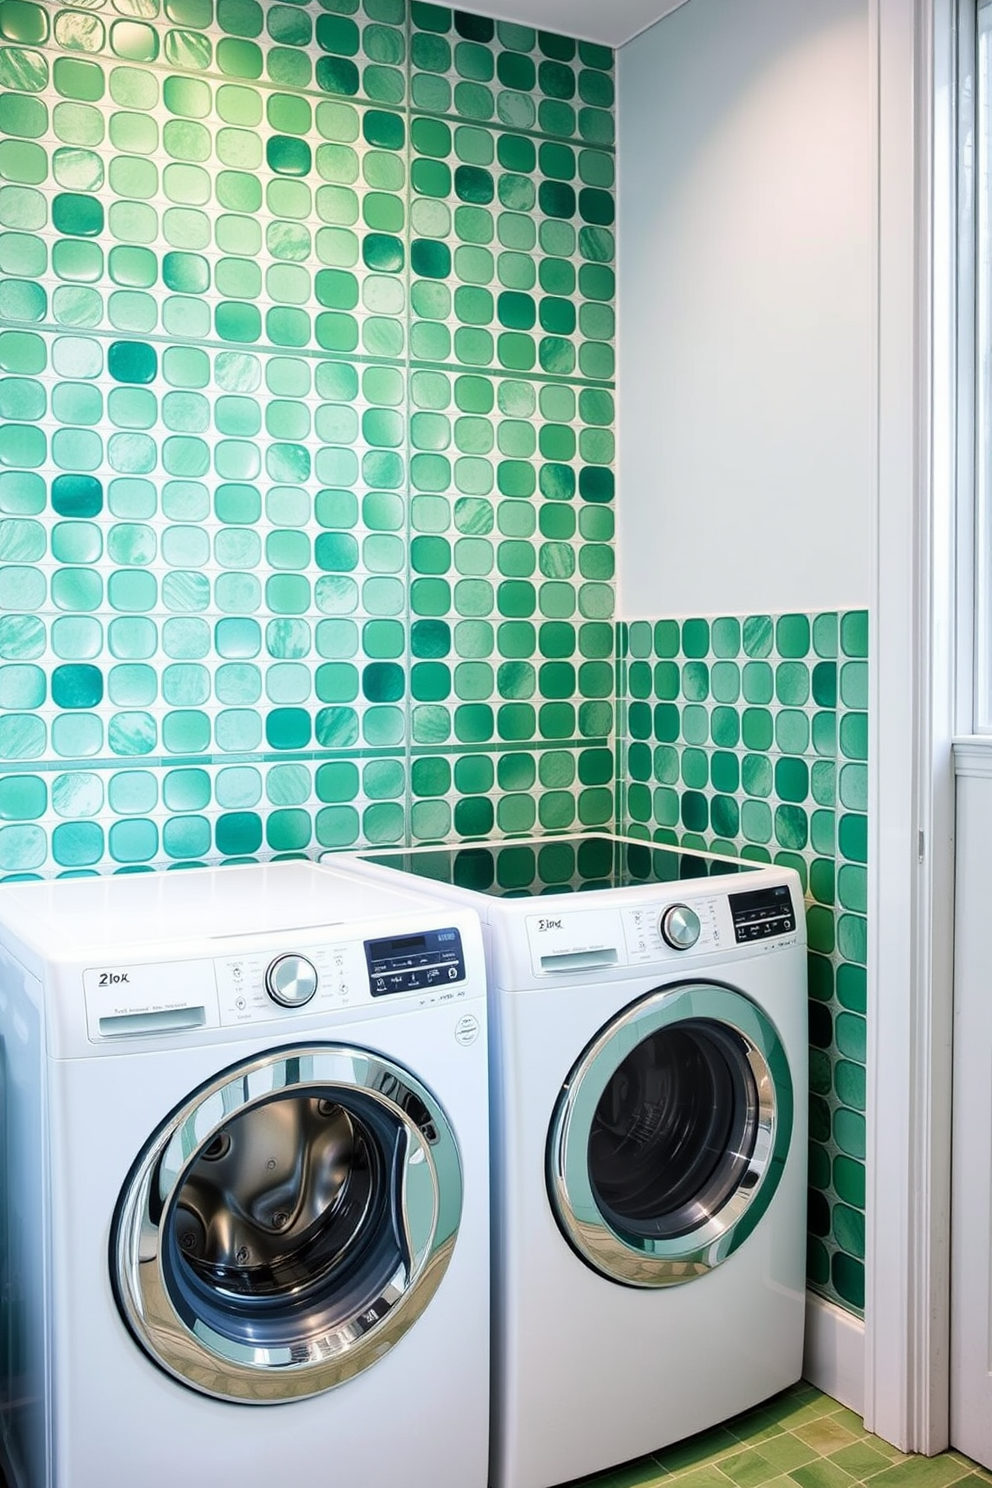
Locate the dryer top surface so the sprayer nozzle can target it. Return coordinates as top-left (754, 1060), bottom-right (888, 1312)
top-left (354, 832), bottom-right (763, 902)
top-left (0, 859), bottom-right (433, 959)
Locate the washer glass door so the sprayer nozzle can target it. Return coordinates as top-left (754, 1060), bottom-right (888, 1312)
top-left (112, 1044), bottom-right (463, 1402)
top-left (547, 982), bottom-right (793, 1287)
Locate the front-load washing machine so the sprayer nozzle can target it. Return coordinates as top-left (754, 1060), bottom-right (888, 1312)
top-left (0, 859), bottom-right (489, 1488)
top-left (331, 832), bottom-right (808, 1488)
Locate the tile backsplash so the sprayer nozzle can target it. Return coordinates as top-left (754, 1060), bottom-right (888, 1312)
top-left (0, 0), bottom-right (616, 873)
top-left (618, 609), bottom-right (869, 1315)
top-left (0, 1), bottom-right (867, 1320)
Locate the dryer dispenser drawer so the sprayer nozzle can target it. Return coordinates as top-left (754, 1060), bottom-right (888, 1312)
top-left (365, 928), bottom-right (465, 996)
top-left (728, 884), bottom-right (796, 943)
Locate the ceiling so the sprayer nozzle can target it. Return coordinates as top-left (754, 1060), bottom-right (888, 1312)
top-left (450, 0), bottom-right (691, 49)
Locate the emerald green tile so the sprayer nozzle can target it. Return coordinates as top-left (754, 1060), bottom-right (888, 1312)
top-left (813, 613), bottom-right (838, 658)
top-left (742, 708), bottom-right (773, 751)
top-left (743, 615), bottom-right (773, 658)
top-left (840, 610), bottom-right (869, 658)
top-left (743, 662), bottom-right (773, 704)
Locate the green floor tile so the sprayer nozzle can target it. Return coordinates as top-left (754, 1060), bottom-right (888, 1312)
top-left (742, 1425), bottom-right (793, 1449)
top-left (669, 1466), bottom-right (736, 1488)
top-left (864, 1444), bottom-right (915, 1467)
top-left (764, 1396), bottom-right (838, 1430)
top-left (790, 1386), bottom-right (831, 1406)
top-left (947, 1458), bottom-right (992, 1483)
top-left (608, 1457), bottom-right (672, 1488)
top-left (756, 1435), bottom-right (822, 1474)
top-left (721, 1449), bottom-right (778, 1488)
top-left (828, 1443), bottom-right (894, 1479)
top-left (868, 1461), bottom-right (982, 1488)
top-left (656, 1429), bottom-right (740, 1473)
top-left (562, 1385), bottom-right (992, 1488)
top-left (793, 1418), bottom-right (863, 1456)
top-left (827, 1407), bottom-right (869, 1437)
top-left (788, 1458), bottom-right (857, 1488)
top-left (726, 1409), bottom-right (788, 1446)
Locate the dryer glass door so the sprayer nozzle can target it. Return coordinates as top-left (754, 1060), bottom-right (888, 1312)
top-left (112, 1044), bottom-right (463, 1402)
top-left (547, 981), bottom-right (793, 1286)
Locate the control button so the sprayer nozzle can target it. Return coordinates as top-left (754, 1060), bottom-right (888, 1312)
top-left (264, 954), bottom-right (319, 1009)
top-left (659, 904), bottom-right (701, 951)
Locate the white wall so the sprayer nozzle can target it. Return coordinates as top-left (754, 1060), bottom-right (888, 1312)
top-left (617, 0), bottom-right (871, 619)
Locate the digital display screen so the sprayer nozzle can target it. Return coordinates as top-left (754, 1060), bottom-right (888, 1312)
top-left (728, 884), bottom-right (795, 943)
top-left (365, 927), bottom-right (465, 997)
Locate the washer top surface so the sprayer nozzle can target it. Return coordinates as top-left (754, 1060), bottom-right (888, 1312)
top-left (358, 832), bottom-right (762, 901)
top-left (0, 859), bottom-right (432, 959)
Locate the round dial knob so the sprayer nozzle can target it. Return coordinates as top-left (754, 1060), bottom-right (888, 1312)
top-left (659, 904), bottom-right (701, 951)
top-left (265, 954), bottom-right (318, 1009)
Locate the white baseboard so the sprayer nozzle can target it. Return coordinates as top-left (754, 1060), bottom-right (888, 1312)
top-left (803, 1290), bottom-right (866, 1415)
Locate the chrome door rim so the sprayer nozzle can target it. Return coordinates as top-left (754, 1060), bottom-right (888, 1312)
top-left (547, 982), bottom-right (793, 1287)
top-left (113, 1044), bottom-right (463, 1402)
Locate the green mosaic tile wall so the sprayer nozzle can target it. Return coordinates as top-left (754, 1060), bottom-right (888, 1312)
top-left (618, 610), bottom-right (869, 1316)
top-left (0, 0), bottom-right (868, 1325)
top-left (0, 0), bottom-right (616, 874)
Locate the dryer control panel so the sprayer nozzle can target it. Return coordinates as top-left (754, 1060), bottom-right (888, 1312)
top-left (728, 884), bottom-right (796, 943)
top-left (523, 883), bottom-right (799, 977)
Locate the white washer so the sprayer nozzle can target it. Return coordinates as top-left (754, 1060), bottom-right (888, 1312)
top-left (331, 832), bottom-right (808, 1488)
top-left (0, 860), bottom-right (489, 1488)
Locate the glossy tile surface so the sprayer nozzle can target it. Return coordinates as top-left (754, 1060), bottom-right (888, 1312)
top-left (565, 1384), bottom-right (990, 1488)
top-left (0, 1), bottom-right (616, 872)
top-left (0, 0), bottom-right (870, 1332)
top-left (618, 611), bottom-right (868, 1315)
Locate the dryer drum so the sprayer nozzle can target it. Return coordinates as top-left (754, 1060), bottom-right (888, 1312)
top-left (588, 1020), bottom-right (760, 1242)
top-left (111, 1044), bottom-right (464, 1403)
top-left (547, 981), bottom-right (794, 1287)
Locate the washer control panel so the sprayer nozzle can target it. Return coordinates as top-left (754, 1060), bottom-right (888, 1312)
top-left (365, 927), bottom-right (465, 997)
top-left (83, 923), bottom-right (470, 1040)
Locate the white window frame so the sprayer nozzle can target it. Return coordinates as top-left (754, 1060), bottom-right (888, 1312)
top-left (863, 0), bottom-right (960, 1455)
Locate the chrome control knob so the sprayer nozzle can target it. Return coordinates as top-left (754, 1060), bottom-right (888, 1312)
top-left (659, 904), bottom-right (701, 950)
top-left (265, 954), bottom-right (318, 1009)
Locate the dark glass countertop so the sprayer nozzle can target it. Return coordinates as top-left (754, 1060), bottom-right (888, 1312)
top-left (361, 834), bottom-right (759, 899)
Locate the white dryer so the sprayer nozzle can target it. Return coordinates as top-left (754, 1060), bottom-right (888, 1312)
top-left (0, 860), bottom-right (489, 1488)
top-left (332, 833), bottom-right (808, 1488)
